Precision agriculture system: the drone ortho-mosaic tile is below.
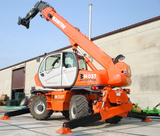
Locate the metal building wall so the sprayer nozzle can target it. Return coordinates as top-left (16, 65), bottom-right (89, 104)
top-left (93, 19), bottom-right (160, 108)
top-left (0, 64), bottom-right (25, 99)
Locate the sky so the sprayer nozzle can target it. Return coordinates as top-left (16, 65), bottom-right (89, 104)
top-left (0, 0), bottom-right (160, 69)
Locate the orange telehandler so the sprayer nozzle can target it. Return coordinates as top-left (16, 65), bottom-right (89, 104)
top-left (1, 1), bottom-right (151, 134)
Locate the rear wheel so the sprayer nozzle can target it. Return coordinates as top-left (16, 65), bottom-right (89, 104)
top-left (30, 95), bottom-right (53, 120)
top-left (69, 95), bottom-right (89, 120)
top-left (105, 116), bottom-right (122, 124)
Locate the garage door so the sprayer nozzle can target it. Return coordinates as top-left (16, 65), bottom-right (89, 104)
top-left (12, 67), bottom-right (25, 89)
top-left (11, 67), bottom-right (25, 99)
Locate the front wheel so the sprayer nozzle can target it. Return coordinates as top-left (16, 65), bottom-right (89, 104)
top-left (69, 95), bottom-right (89, 120)
top-left (30, 95), bottom-right (53, 120)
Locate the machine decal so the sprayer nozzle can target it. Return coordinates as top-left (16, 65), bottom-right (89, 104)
top-left (53, 95), bottom-right (65, 99)
top-left (115, 90), bottom-right (122, 96)
top-left (52, 16), bottom-right (66, 29)
top-left (55, 95), bottom-right (64, 99)
top-left (80, 74), bottom-right (97, 81)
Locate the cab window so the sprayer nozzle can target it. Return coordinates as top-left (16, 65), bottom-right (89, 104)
top-left (39, 61), bottom-right (45, 73)
top-left (63, 53), bottom-right (76, 68)
top-left (78, 58), bottom-right (87, 70)
top-left (45, 54), bottom-right (61, 71)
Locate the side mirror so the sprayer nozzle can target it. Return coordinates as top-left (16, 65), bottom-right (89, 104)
top-left (113, 54), bottom-right (125, 64)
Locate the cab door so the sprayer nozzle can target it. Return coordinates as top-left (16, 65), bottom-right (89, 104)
top-left (62, 52), bottom-right (78, 87)
top-left (38, 52), bottom-right (78, 89)
top-left (38, 53), bottom-right (62, 88)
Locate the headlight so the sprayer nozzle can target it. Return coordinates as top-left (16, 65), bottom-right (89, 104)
top-left (126, 65), bottom-right (131, 77)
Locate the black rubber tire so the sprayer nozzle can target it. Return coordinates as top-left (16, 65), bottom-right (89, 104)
top-left (105, 116), bottom-right (122, 124)
top-left (61, 110), bottom-right (69, 118)
top-left (69, 95), bottom-right (89, 120)
top-left (30, 95), bottom-right (53, 120)
top-left (20, 97), bottom-right (29, 106)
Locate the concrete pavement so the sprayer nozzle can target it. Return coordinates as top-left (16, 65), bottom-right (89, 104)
top-left (0, 106), bottom-right (160, 136)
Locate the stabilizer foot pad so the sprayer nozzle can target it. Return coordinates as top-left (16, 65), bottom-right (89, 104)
top-left (1, 116), bottom-right (10, 120)
top-left (56, 127), bottom-right (73, 134)
top-left (142, 118), bottom-right (152, 122)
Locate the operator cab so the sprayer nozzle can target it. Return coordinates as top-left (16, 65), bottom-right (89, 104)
top-left (38, 52), bottom-right (85, 89)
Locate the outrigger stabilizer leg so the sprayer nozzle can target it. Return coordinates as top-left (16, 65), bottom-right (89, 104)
top-left (1, 106), bottom-right (30, 120)
top-left (127, 111), bottom-right (152, 122)
top-left (56, 113), bottom-right (101, 134)
top-left (56, 110), bottom-right (151, 134)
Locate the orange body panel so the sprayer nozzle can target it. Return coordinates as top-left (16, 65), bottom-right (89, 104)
top-left (35, 63), bottom-right (131, 88)
top-left (93, 87), bottom-right (132, 121)
top-left (100, 103), bottom-right (133, 121)
top-left (45, 91), bottom-right (98, 111)
top-left (45, 91), bottom-right (73, 111)
top-left (107, 88), bottom-right (129, 104)
top-left (107, 63), bottom-right (132, 87)
top-left (74, 62), bottom-right (131, 87)
top-left (35, 62), bottom-right (131, 88)
top-left (75, 70), bottom-right (108, 86)
top-left (34, 73), bottom-right (42, 87)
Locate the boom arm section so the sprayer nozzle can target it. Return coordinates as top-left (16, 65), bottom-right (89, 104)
top-left (18, 1), bottom-right (51, 29)
top-left (18, 1), bottom-right (113, 70)
top-left (18, 1), bottom-right (132, 87)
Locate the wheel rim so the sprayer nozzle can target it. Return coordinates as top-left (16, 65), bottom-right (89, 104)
top-left (34, 101), bottom-right (45, 115)
top-left (71, 103), bottom-right (76, 119)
